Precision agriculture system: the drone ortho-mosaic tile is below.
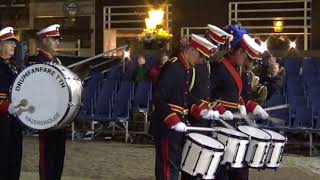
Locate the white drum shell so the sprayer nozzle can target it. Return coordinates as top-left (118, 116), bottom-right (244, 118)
top-left (181, 134), bottom-right (224, 179)
top-left (212, 130), bottom-right (249, 168)
top-left (238, 126), bottom-right (271, 168)
top-left (244, 139), bottom-right (270, 168)
top-left (52, 64), bottom-right (82, 129)
top-left (263, 129), bottom-right (286, 168)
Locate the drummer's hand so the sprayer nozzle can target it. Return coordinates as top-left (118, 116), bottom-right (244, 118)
top-left (171, 122), bottom-right (187, 132)
top-left (239, 105), bottom-right (247, 116)
top-left (200, 109), bottom-right (220, 120)
top-left (220, 110), bottom-right (233, 120)
top-left (8, 103), bottom-right (19, 115)
top-left (253, 105), bottom-right (269, 119)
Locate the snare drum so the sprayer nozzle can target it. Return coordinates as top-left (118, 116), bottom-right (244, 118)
top-left (11, 63), bottom-right (83, 130)
top-left (263, 129), bottom-right (287, 168)
top-left (181, 133), bottom-right (225, 179)
top-left (212, 127), bottom-right (250, 168)
top-left (238, 126), bottom-right (271, 168)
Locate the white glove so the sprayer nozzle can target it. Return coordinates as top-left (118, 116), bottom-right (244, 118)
top-left (8, 103), bottom-right (19, 115)
top-left (239, 105), bottom-right (247, 116)
top-left (220, 110), bottom-right (234, 121)
top-left (171, 122), bottom-right (187, 132)
top-left (253, 105), bottom-right (269, 119)
top-left (200, 109), bottom-right (220, 120)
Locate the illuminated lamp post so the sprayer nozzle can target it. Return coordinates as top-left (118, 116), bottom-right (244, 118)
top-left (273, 18), bottom-right (284, 33)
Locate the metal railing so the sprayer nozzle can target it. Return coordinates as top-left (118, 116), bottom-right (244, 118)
top-left (181, 0), bottom-right (311, 50)
top-left (103, 4), bottom-right (172, 37)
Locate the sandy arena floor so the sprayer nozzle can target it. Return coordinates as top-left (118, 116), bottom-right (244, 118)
top-left (21, 138), bottom-right (320, 180)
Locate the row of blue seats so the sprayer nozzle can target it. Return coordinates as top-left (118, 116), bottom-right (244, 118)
top-left (77, 67), bottom-right (152, 122)
top-left (263, 94), bottom-right (320, 130)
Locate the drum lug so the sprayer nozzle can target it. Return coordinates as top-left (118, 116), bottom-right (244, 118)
top-left (260, 144), bottom-right (269, 165)
top-left (249, 144), bottom-right (258, 164)
top-left (232, 142), bottom-right (241, 163)
top-left (181, 144), bottom-right (192, 168)
top-left (193, 150), bottom-right (203, 173)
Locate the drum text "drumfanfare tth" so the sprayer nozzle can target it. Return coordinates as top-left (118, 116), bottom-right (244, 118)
top-left (14, 66), bottom-right (66, 91)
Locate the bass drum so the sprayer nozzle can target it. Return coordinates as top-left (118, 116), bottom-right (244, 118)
top-left (11, 63), bottom-right (83, 130)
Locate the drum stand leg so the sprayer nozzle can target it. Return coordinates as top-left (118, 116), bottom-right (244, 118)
top-left (144, 112), bottom-right (148, 133)
top-left (309, 133), bottom-right (313, 156)
top-left (71, 122), bottom-right (75, 141)
top-left (125, 121), bottom-right (129, 143)
top-left (91, 121), bottom-right (95, 139)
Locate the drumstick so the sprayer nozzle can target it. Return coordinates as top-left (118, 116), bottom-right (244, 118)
top-left (186, 126), bottom-right (217, 132)
top-left (268, 116), bottom-right (285, 124)
top-left (233, 113), bottom-right (259, 127)
top-left (16, 106), bottom-right (35, 115)
top-left (264, 104), bottom-right (289, 111)
top-left (217, 117), bottom-right (236, 130)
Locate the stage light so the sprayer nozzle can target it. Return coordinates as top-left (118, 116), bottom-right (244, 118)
top-left (124, 49), bottom-right (131, 60)
top-left (145, 18), bottom-right (157, 29)
top-left (273, 17), bottom-right (284, 33)
top-left (148, 9), bottom-right (164, 25)
top-left (260, 40), bottom-right (268, 51)
top-left (289, 41), bottom-right (296, 49)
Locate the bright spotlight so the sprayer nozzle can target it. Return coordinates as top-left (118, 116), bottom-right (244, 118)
top-left (145, 18), bottom-right (157, 29)
top-left (289, 41), bottom-right (296, 49)
top-left (260, 40), bottom-right (268, 51)
top-left (148, 9), bottom-right (164, 25)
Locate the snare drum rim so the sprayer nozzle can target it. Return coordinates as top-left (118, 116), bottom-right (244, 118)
top-left (187, 134), bottom-right (225, 152)
top-left (237, 126), bottom-right (271, 142)
top-left (263, 129), bottom-right (287, 143)
top-left (215, 128), bottom-right (249, 140)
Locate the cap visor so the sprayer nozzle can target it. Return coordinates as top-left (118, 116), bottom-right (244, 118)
top-left (2, 37), bottom-right (18, 42)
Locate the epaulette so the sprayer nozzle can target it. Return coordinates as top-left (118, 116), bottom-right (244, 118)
top-left (169, 57), bottom-right (178, 63)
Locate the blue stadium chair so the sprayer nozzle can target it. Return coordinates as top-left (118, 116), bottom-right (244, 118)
top-left (266, 95), bottom-right (286, 107)
top-left (94, 79), bottom-right (117, 120)
top-left (286, 84), bottom-right (304, 97)
top-left (132, 81), bottom-right (152, 112)
top-left (118, 81), bottom-right (135, 104)
top-left (307, 85), bottom-right (320, 96)
top-left (111, 84), bottom-right (132, 143)
top-left (283, 58), bottom-right (301, 75)
top-left (267, 108), bottom-right (290, 128)
top-left (292, 107), bottom-right (313, 129)
top-left (106, 65), bottom-right (122, 82)
top-left (77, 74), bottom-right (103, 120)
top-left (288, 96), bottom-right (307, 125)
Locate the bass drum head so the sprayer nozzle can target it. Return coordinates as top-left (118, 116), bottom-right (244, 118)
top-left (11, 64), bottom-right (70, 130)
top-left (263, 129), bottom-right (286, 142)
top-left (188, 133), bottom-right (225, 151)
top-left (238, 126), bottom-right (271, 141)
top-left (214, 127), bottom-right (249, 139)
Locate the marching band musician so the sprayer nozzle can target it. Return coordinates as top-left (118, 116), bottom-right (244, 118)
top-left (189, 26), bottom-right (235, 133)
top-left (149, 34), bottom-right (222, 180)
top-left (31, 24), bottom-right (66, 180)
top-left (0, 27), bottom-right (23, 180)
top-left (211, 25), bottom-right (268, 180)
